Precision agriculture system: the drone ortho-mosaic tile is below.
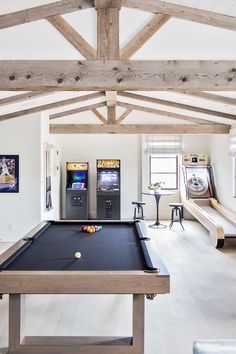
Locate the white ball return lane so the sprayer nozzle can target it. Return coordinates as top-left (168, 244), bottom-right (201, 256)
top-left (181, 154), bottom-right (236, 248)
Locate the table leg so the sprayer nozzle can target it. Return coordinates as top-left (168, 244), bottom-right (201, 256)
top-left (8, 294), bottom-right (25, 353)
top-left (133, 294), bottom-right (145, 354)
top-left (149, 194), bottom-right (167, 229)
top-left (7, 294), bottom-right (143, 354)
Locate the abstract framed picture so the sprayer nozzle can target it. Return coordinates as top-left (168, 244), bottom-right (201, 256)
top-left (0, 155), bottom-right (19, 193)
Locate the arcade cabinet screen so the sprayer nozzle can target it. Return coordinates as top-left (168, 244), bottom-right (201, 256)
top-left (97, 170), bottom-right (120, 190)
top-left (66, 163), bottom-right (88, 190)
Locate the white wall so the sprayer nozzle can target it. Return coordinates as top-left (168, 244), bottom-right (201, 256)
top-left (182, 135), bottom-right (210, 155)
top-left (0, 114), bottom-right (60, 242)
top-left (210, 135), bottom-right (236, 213)
top-left (58, 133), bottom-right (211, 221)
top-left (57, 134), bottom-right (141, 219)
top-left (0, 114), bottom-right (41, 241)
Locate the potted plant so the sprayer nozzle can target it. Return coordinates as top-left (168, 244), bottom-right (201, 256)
top-left (148, 181), bottom-right (165, 193)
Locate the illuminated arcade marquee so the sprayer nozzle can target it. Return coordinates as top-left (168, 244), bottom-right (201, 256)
top-left (97, 159), bottom-right (120, 191)
top-left (66, 162), bottom-right (88, 190)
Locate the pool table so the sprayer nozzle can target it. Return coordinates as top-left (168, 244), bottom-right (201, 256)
top-left (0, 220), bottom-right (170, 354)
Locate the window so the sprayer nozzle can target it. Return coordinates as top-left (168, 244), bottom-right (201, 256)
top-left (149, 155), bottom-right (179, 190)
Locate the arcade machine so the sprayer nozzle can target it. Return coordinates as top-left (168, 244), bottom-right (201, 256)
top-left (181, 154), bottom-right (236, 248)
top-left (96, 159), bottom-right (120, 220)
top-left (66, 162), bottom-right (89, 220)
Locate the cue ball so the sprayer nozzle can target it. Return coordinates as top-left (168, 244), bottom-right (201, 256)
top-left (75, 252), bottom-right (81, 259)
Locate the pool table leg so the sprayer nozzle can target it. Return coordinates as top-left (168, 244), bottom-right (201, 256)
top-left (7, 294), bottom-right (145, 354)
top-left (8, 294), bottom-right (25, 353)
top-left (133, 294), bottom-right (145, 354)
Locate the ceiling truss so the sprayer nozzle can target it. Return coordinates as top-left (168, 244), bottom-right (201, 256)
top-left (0, 0), bottom-right (235, 134)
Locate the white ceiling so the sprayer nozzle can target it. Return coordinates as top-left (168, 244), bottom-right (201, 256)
top-left (0, 0), bottom-right (236, 16)
top-left (0, 1), bottom-right (235, 126)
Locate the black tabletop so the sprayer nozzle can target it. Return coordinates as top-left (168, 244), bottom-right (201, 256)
top-left (1, 221), bottom-right (156, 272)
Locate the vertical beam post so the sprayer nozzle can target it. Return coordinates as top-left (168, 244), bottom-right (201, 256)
top-left (95, 0), bottom-right (121, 60)
top-left (107, 106), bottom-right (117, 124)
top-left (95, 0), bottom-right (121, 122)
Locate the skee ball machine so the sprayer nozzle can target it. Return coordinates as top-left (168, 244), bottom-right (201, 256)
top-left (66, 162), bottom-right (89, 220)
top-left (182, 154), bottom-right (236, 248)
top-left (96, 159), bottom-right (121, 220)
top-left (182, 154), bottom-right (215, 200)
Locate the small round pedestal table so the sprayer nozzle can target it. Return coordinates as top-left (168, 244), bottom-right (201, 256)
top-left (142, 191), bottom-right (174, 229)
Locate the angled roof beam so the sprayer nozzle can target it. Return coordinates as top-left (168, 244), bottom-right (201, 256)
top-left (177, 91), bottom-right (236, 106)
top-left (0, 0), bottom-right (94, 30)
top-left (0, 92), bottom-right (104, 122)
top-left (0, 91), bottom-right (53, 107)
top-left (48, 15), bottom-right (96, 60)
top-left (118, 92), bottom-right (236, 121)
top-left (123, 0), bottom-right (236, 32)
top-left (121, 14), bottom-right (170, 59)
top-left (91, 108), bottom-right (107, 123)
top-left (50, 101), bottom-right (107, 120)
top-left (50, 124), bottom-right (230, 134)
top-left (1, 60), bottom-right (236, 91)
top-left (116, 108), bottom-right (133, 124)
top-left (116, 101), bottom-right (221, 125)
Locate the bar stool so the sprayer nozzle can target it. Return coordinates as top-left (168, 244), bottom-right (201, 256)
top-left (132, 201), bottom-right (146, 220)
top-left (169, 202), bottom-right (184, 230)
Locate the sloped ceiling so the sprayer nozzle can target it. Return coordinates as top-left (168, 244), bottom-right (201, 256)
top-left (0, 0), bottom-right (235, 132)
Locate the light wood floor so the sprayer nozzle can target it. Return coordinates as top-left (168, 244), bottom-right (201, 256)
top-left (1, 220), bottom-right (236, 354)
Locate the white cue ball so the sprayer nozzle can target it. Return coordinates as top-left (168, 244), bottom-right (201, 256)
top-left (75, 252), bottom-right (82, 259)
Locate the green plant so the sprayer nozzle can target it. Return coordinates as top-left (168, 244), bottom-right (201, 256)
top-left (148, 181), bottom-right (165, 190)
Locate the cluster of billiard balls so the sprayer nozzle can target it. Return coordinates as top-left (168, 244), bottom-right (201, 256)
top-left (75, 225), bottom-right (103, 259)
top-left (81, 225), bottom-right (103, 233)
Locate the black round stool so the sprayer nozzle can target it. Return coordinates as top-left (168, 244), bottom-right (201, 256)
top-left (169, 203), bottom-right (184, 230)
top-left (132, 201), bottom-right (146, 220)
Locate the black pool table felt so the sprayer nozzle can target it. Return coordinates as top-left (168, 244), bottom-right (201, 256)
top-left (3, 222), bottom-right (148, 271)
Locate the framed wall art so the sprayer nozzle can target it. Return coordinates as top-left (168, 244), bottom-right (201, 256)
top-left (0, 155), bottom-right (19, 193)
top-left (45, 144), bottom-right (53, 211)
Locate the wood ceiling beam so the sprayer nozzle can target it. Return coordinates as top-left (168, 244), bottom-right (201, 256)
top-left (107, 106), bottom-right (116, 124)
top-left (121, 14), bottom-right (170, 59)
top-left (0, 91), bottom-right (52, 107)
top-left (116, 108), bottom-right (133, 124)
top-left (94, 1), bottom-right (121, 9)
top-left (50, 101), bottom-right (107, 120)
top-left (96, 0), bottom-right (121, 122)
top-left (118, 92), bottom-right (236, 120)
top-left (0, 92), bottom-right (104, 122)
top-left (116, 101), bottom-right (221, 125)
top-left (177, 91), bottom-right (236, 106)
top-left (50, 124), bottom-right (230, 134)
top-left (95, 0), bottom-right (121, 60)
top-left (1, 60), bottom-right (235, 91)
top-left (106, 91), bottom-right (117, 106)
top-left (47, 15), bottom-right (96, 60)
top-left (0, 0), bottom-right (94, 30)
top-left (91, 108), bottom-right (107, 123)
top-left (123, 0), bottom-right (236, 32)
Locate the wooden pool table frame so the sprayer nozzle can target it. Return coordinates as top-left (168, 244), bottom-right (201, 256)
top-left (0, 220), bottom-right (170, 354)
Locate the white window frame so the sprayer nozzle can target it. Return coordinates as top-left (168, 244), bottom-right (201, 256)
top-left (149, 154), bottom-right (179, 191)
